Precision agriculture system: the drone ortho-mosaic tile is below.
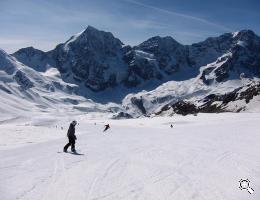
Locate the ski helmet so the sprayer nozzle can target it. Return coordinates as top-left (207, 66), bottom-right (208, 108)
top-left (72, 120), bottom-right (77, 125)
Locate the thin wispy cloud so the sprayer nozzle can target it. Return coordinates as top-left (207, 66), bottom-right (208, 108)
top-left (127, 19), bottom-right (169, 30)
top-left (123, 0), bottom-right (232, 31)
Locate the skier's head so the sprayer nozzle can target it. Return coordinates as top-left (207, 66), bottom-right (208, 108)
top-left (71, 120), bottom-right (77, 126)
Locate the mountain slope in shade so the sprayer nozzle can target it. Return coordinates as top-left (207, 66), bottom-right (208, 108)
top-left (198, 30), bottom-right (260, 84)
top-left (51, 26), bottom-right (129, 91)
top-left (12, 47), bottom-right (55, 72)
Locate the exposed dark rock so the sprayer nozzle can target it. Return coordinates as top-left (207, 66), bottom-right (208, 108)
top-left (112, 112), bottom-right (133, 119)
top-left (155, 81), bottom-right (260, 116)
top-left (13, 70), bottom-right (34, 89)
top-left (239, 83), bottom-right (260, 103)
top-left (156, 100), bottom-right (198, 116)
top-left (130, 97), bottom-right (146, 115)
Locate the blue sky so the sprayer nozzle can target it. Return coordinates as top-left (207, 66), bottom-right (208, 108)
top-left (0, 0), bottom-right (259, 53)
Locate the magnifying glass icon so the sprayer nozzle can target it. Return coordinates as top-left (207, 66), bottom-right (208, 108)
top-left (239, 179), bottom-right (254, 194)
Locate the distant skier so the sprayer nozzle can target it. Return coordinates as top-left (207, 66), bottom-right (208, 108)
top-left (63, 120), bottom-right (77, 153)
top-left (170, 124), bottom-right (173, 128)
top-left (103, 124), bottom-right (110, 132)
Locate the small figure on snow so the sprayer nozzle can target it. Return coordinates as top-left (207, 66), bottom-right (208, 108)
top-left (170, 124), bottom-right (173, 128)
top-left (103, 124), bottom-right (110, 132)
top-left (63, 120), bottom-right (77, 153)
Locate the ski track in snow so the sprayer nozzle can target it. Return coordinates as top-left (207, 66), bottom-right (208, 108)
top-left (0, 113), bottom-right (260, 200)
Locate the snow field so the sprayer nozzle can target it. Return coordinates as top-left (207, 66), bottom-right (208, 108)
top-left (0, 113), bottom-right (260, 200)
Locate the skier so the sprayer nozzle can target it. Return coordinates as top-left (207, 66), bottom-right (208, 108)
top-left (170, 124), bottom-right (173, 128)
top-left (63, 120), bottom-right (77, 153)
top-left (103, 124), bottom-right (110, 132)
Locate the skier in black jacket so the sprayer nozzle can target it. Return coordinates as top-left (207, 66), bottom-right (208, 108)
top-left (63, 120), bottom-right (77, 152)
top-left (103, 124), bottom-right (110, 132)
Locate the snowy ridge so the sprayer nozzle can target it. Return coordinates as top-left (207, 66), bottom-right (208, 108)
top-left (63, 29), bottom-right (85, 52)
top-left (2, 27), bottom-right (260, 117)
top-left (0, 48), bottom-right (121, 119)
top-left (12, 27), bottom-right (260, 92)
top-left (122, 77), bottom-right (248, 117)
top-left (12, 47), bottom-right (55, 72)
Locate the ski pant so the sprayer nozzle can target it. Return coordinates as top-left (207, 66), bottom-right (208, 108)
top-left (64, 136), bottom-right (75, 151)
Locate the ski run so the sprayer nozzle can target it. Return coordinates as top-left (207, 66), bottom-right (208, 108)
top-left (0, 112), bottom-right (259, 200)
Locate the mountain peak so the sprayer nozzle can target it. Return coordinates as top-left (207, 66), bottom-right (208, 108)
top-left (232, 29), bottom-right (257, 40)
top-left (0, 48), bottom-right (7, 56)
top-left (137, 35), bottom-right (182, 53)
top-left (0, 48), bottom-right (15, 61)
top-left (84, 25), bottom-right (100, 33)
top-left (0, 48), bottom-right (18, 74)
top-left (80, 25), bottom-right (114, 39)
top-left (14, 46), bottom-right (45, 55)
top-left (139, 35), bottom-right (180, 46)
top-left (62, 25), bottom-right (123, 51)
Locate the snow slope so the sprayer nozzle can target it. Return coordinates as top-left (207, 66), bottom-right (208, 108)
top-left (0, 48), bottom-right (121, 118)
top-left (122, 77), bottom-right (248, 117)
top-left (1, 113), bottom-right (259, 200)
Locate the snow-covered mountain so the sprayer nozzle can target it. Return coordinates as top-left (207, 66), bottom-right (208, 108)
top-left (197, 30), bottom-right (260, 84)
top-left (13, 46), bottom-right (55, 72)
top-left (0, 48), bottom-right (120, 118)
top-left (121, 30), bottom-right (260, 117)
top-left (122, 78), bottom-right (260, 117)
top-left (2, 26), bottom-right (260, 117)
top-left (13, 27), bottom-right (260, 90)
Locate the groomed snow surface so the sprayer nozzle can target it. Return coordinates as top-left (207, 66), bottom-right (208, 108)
top-left (1, 113), bottom-right (260, 200)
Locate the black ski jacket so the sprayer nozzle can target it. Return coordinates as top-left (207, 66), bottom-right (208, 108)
top-left (67, 123), bottom-right (76, 139)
